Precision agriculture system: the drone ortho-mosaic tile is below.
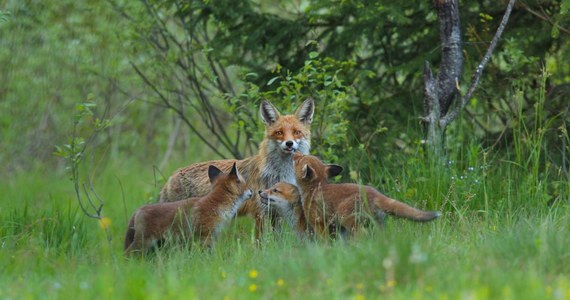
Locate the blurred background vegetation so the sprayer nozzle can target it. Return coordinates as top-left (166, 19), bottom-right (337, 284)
top-left (1, 0), bottom-right (569, 202)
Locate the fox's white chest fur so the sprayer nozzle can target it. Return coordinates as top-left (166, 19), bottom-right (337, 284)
top-left (214, 191), bottom-right (251, 236)
top-left (261, 140), bottom-right (310, 188)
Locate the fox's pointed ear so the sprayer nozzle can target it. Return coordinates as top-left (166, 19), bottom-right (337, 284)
top-left (302, 164), bottom-right (315, 180)
top-left (260, 100), bottom-right (281, 126)
top-left (208, 165), bottom-right (223, 183)
top-left (229, 162), bottom-right (239, 177)
top-left (295, 98), bottom-right (314, 125)
top-left (327, 165), bottom-right (343, 178)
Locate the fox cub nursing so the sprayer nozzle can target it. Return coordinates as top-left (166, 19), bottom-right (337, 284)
top-left (158, 99), bottom-right (315, 235)
top-left (124, 163), bottom-right (252, 255)
top-left (293, 153), bottom-right (441, 238)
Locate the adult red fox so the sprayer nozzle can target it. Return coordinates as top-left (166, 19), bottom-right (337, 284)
top-left (258, 182), bottom-right (311, 240)
top-left (124, 163), bottom-right (252, 255)
top-left (159, 99), bottom-right (314, 235)
top-left (293, 153), bottom-right (441, 238)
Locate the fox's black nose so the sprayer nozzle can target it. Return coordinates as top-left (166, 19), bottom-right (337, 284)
top-left (285, 140), bottom-right (293, 147)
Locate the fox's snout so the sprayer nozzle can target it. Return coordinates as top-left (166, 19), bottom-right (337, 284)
top-left (244, 189), bottom-right (253, 199)
top-left (258, 190), bottom-right (270, 205)
top-left (280, 140), bottom-right (298, 153)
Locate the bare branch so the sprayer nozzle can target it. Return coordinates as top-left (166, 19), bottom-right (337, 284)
top-left (87, 171), bottom-right (105, 209)
top-left (159, 116), bottom-right (181, 171)
top-left (153, 165), bottom-right (167, 194)
top-left (521, 2), bottom-right (570, 35)
top-left (562, 101), bottom-right (570, 179)
top-left (129, 60), bottom-right (228, 158)
top-left (83, 183), bottom-right (103, 216)
top-left (441, 0), bottom-right (516, 127)
top-left (116, 175), bottom-right (129, 223)
top-left (70, 115), bottom-right (102, 220)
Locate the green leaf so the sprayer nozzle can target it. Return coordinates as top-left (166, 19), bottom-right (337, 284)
top-left (562, 0), bottom-right (570, 14)
top-left (245, 73), bottom-right (258, 79)
top-left (267, 76), bottom-right (280, 86)
top-left (309, 51), bottom-right (319, 59)
top-left (551, 24), bottom-right (560, 39)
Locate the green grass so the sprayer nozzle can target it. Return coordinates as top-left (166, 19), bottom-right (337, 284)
top-left (1, 156), bottom-right (569, 300)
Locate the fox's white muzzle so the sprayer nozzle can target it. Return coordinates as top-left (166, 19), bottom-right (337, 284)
top-left (280, 140), bottom-right (298, 154)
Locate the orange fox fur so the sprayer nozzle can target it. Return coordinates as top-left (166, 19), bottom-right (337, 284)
top-left (293, 153), bottom-right (441, 238)
top-left (124, 163), bottom-right (252, 255)
top-left (258, 182), bottom-right (311, 239)
top-left (158, 99), bottom-right (315, 235)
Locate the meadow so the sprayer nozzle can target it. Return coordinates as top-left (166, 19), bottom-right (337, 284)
top-left (1, 146), bottom-right (569, 299)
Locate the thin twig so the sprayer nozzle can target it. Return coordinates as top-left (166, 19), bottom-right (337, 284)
top-left (71, 117), bottom-right (102, 220)
top-left (116, 176), bottom-right (128, 223)
top-left (87, 171), bottom-right (105, 208)
top-left (82, 183), bottom-right (102, 216)
top-left (562, 101), bottom-right (570, 179)
top-left (521, 2), bottom-right (570, 35)
top-left (129, 60), bottom-right (228, 158)
top-left (441, 0), bottom-right (516, 127)
top-left (159, 116), bottom-right (181, 171)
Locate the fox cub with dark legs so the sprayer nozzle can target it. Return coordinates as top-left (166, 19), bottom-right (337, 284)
top-left (124, 163), bottom-right (252, 255)
top-left (159, 99), bottom-right (315, 236)
top-left (293, 153), bottom-right (441, 238)
top-left (258, 182), bottom-right (311, 240)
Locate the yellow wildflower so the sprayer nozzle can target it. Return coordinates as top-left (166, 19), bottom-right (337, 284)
top-left (249, 270), bottom-right (258, 279)
top-left (276, 279), bottom-right (285, 287)
top-left (98, 217), bottom-right (112, 230)
top-left (249, 284), bottom-right (257, 292)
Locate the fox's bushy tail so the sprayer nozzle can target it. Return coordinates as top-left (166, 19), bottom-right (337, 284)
top-left (375, 196), bottom-right (441, 222)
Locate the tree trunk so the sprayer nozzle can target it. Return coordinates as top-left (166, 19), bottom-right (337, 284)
top-left (423, 0), bottom-right (515, 160)
top-left (423, 0), bottom-right (463, 159)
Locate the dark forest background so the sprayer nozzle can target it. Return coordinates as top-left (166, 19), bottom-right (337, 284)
top-left (1, 0), bottom-right (569, 193)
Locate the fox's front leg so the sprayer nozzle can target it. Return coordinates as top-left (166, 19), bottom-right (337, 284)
top-left (254, 214), bottom-right (265, 243)
top-left (311, 218), bottom-right (329, 239)
top-left (125, 233), bottom-right (154, 256)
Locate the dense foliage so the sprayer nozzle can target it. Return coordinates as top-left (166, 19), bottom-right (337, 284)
top-left (2, 0), bottom-right (569, 173)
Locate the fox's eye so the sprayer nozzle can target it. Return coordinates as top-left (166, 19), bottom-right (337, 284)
top-left (275, 131), bottom-right (283, 136)
top-left (273, 188), bottom-right (279, 193)
top-left (294, 130), bottom-right (302, 136)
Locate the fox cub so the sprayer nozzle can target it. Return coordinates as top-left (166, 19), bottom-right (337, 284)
top-left (293, 153), bottom-right (441, 238)
top-left (258, 182), bottom-right (311, 239)
top-left (124, 163), bottom-right (252, 255)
